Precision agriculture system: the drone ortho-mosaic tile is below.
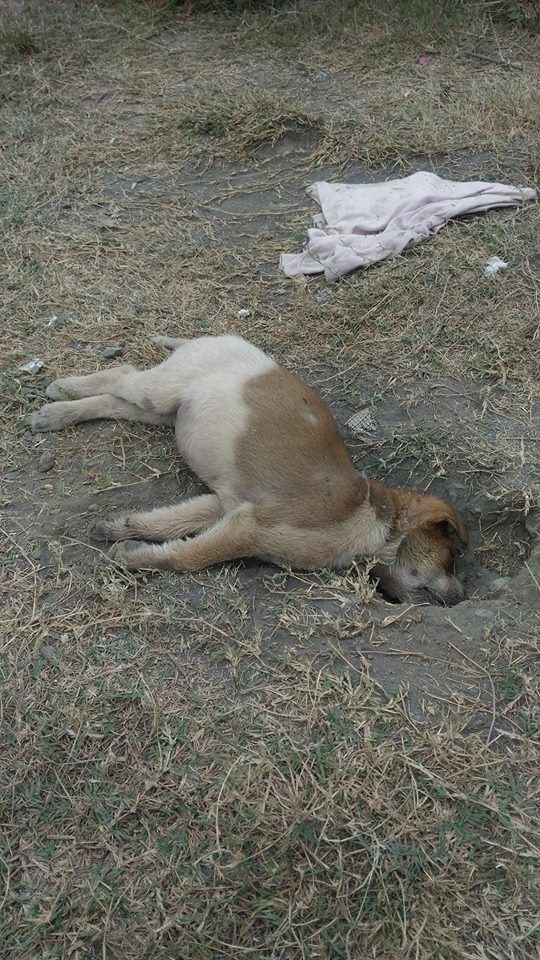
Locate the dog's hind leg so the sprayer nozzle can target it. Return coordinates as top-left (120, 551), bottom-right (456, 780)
top-left (92, 495), bottom-right (225, 543)
top-left (31, 395), bottom-right (173, 432)
top-left (47, 338), bottom-right (189, 401)
top-left (46, 364), bottom-right (141, 401)
top-left (48, 359), bottom-right (183, 416)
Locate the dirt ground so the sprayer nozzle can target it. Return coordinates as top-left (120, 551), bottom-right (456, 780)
top-left (1, 2), bottom-right (539, 958)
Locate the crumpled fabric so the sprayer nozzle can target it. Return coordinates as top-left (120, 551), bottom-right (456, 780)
top-left (280, 171), bottom-right (536, 282)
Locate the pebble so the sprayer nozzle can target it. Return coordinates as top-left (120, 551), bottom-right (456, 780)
top-left (41, 644), bottom-right (57, 660)
top-left (43, 483), bottom-right (53, 492)
top-left (38, 452), bottom-right (55, 473)
top-left (102, 345), bottom-right (124, 359)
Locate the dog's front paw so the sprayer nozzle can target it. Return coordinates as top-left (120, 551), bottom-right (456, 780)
top-left (45, 378), bottom-right (76, 400)
top-left (91, 516), bottom-right (133, 542)
top-left (31, 402), bottom-right (73, 433)
top-left (108, 540), bottom-right (148, 568)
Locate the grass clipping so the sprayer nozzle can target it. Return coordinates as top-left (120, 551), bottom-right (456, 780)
top-left (181, 90), bottom-right (322, 153)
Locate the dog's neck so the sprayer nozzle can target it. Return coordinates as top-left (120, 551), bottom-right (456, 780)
top-left (353, 476), bottom-right (409, 559)
top-left (330, 475), bottom-right (404, 565)
top-left (365, 479), bottom-right (404, 532)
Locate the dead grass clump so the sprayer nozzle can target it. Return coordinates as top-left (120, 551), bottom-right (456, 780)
top-left (0, 14), bottom-right (39, 58)
top-left (181, 90), bottom-right (321, 154)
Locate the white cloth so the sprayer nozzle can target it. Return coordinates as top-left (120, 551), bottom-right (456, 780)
top-left (280, 171), bottom-right (536, 282)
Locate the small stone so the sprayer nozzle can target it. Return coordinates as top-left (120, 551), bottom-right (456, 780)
top-left (87, 503), bottom-right (99, 512)
top-left (41, 644), bottom-right (56, 660)
top-left (43, 483), bottom-right (53, 492)
top-left (102, 346), bottom-right (124, 359)
top-left (38, 452), bottom-right (55, 473)
top-left (19, 359), bottom-right (44, 374)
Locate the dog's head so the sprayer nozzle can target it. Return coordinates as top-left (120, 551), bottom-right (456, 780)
top-left (373, 492), bottom-right (468, 605)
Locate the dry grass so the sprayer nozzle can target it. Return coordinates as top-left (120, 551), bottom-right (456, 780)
top-left (1, 1), bottom-right (539, 957)
top-left (2, 550), bottom-right (540, 957)
top-left (179, 90), bottom-right (322, 151)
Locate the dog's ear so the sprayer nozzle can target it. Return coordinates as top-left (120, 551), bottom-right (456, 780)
top-left (401, 496), bottom-right (469, 545)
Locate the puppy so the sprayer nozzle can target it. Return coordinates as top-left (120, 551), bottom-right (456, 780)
top-left (31, 335), bottom-right (468, 604)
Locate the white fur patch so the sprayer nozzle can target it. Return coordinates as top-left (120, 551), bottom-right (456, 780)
top-left (172, 336), bottom-right (276, 503)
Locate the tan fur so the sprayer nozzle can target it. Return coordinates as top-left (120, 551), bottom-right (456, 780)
top-left (237, 370), bottom-right (367, 525)
top-left (93, 495), bottom-right (225, 543)
top-left (31, 334), bottom-right (468, 604)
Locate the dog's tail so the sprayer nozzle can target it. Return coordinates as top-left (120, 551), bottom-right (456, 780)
top-left (152, 335), bottom-right (188, 351)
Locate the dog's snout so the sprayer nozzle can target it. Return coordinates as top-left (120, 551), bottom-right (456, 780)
top-left (429, 575), bottom-right (466, 606)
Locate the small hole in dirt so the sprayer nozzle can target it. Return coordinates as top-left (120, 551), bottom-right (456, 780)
top-left (459, 498), bottom-right (536, 598)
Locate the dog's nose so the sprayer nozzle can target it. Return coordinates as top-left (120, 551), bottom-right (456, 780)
top-left (431, 575), bottom-right (465, 606)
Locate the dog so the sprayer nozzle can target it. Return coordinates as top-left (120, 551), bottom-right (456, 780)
top-left (31, 334), bottom-right (468, 604)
